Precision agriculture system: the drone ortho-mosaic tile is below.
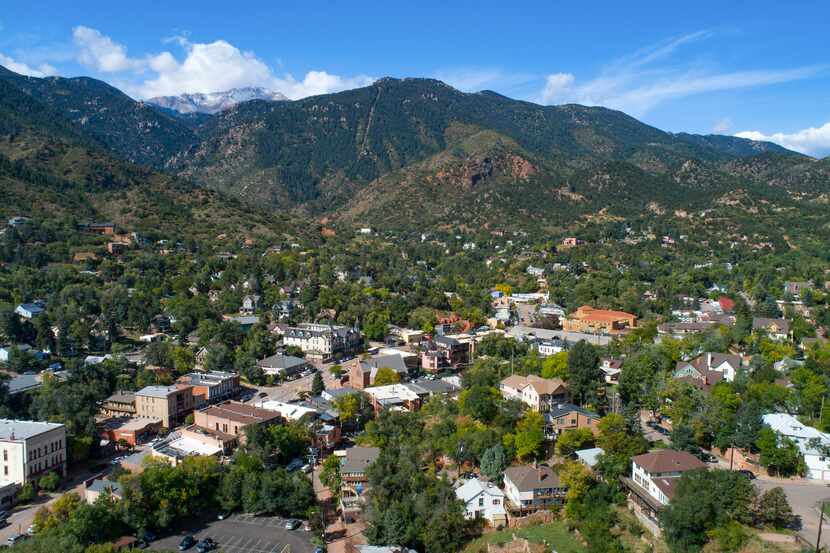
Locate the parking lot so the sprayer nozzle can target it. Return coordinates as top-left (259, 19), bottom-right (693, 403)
top-left (149, 513), bottom-right (316, 553)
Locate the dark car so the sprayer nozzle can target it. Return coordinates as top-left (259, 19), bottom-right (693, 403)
top-left (139, 530), bottom-right (157, 542)
top-left (179, 535), bottom-right (196, 550)
top-left (196, 537), bottom-right (217, 552)
top-left (698, 452), bottom-right (718, 463)
top-left (738, 469), bottom-right (757, 480)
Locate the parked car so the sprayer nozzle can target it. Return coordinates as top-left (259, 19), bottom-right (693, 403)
top-left (0, 510), bottom-right (9, 523)
top-left (286, 458), bottom-right (304, 472)
top-left (284, 519), bottom-right (300, 530)
top-left (196, 537), bottom-right (217, 552)
top-left (139, 530), bottom-right (157, 542)
top-left (26, 524), bottom-right (35, 535)
top-left (301, 463), bottom-right (313, 474)
top-left (217, 510), bottom-right (231, 520)
top-left (738, 469), bottom-right (757, 480)
top-left (7, 534), bottom-right (28, 545)
top-left (136, 538), bottom-right (149, 549)
top-left (179, 535), bottom-right (196, 550)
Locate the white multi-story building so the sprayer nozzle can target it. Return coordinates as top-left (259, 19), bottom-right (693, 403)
top-left (623, 449), bottom-right (705, 522)
top-left (0, 419), bottom-right (67, 506)
top-left (282, 323), bottom-right (362, 362)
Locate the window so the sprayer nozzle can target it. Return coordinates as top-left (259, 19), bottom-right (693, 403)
top-left (3, 467), bottom-right (6, 476)
top-left (2, 450), bottom-right (5, 461)
top-left (478, 497), bottom-right (484, 507)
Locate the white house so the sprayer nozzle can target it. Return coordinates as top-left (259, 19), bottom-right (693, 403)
top-left (499, 375), bottom-right (568, 412)
top-left (14, 302), bottom-right (45, 319)
top-left (623, 450), bottom-right (705, 522)
top-left (673, 352), bottom-right (742, 384)
top-left (762, 413), bottom-right (830, 480)
top-left (0, 344), bottom-right (32, 363)
top-left (536, 339), bottom-right (565, 357)
top-left (454, 477), bottom-right (507, 526)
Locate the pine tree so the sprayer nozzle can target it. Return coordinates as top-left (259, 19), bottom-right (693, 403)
top-left (311, 372), bottom-right (325, 396)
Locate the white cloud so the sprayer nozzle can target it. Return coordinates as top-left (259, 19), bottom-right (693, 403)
top-left (735, 122), bottom-right (830, 157)
top-left (542, 73), bottom-right (576, 103)
top-left (73, 26), bottom-right (143, 72)
top-left (69, 26), bottom-right (373, 100)
top-left (539, 31), bottom-right (824, 117)
top-left (270, 70), bottom-right (374, 100)
top-left (712, 118), bottom-right (732, 134)
top-left (0, 53), bottom-right (56, 77)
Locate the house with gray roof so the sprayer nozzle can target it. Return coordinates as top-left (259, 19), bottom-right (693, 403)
top-left (503, 465), bottom-right (567, 513)
top-left (256, 354), bottom-right (309, 377)
top-left (340, 446), bottom-right (380, 522)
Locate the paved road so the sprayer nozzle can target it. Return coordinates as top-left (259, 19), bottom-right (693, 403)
top-left (150, 513), bottom-right (315, 553)
top-left (755, 477), bottom-right (830, 549)
top-left (245, 366), bottom-right (343, 404)
top-left (0, 460), bottom-right (117, 543)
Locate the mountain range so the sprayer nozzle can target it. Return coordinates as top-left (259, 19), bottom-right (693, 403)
top-left (145, 87), bottom-right (288, 115)
top-left (1, 64), bottom-right (828, 233)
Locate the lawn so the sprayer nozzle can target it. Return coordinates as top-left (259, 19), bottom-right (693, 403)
top-left (463, 521), bottom-right (586, 553)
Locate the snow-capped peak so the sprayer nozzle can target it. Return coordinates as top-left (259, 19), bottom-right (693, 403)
top-left (145, 87), bottom-right (288, 114)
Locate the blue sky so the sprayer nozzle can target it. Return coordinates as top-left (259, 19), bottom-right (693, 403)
top-left (2, 0), bottom-right (829, 155)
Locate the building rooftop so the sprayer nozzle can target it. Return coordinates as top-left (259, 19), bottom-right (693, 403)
top-left (105, 392), bottom-right (136, 404)
top-left (455, 477), bottom-right (505, 503)
top-left (183, 371), bottom-right (237, 386)
top-left (87, 478), bottom-right (124, 497)
top-left (575, 447), bottom-right (605, 467)
top-left (0, 419), bottom-right (64, 441)
top-left (341, 446), bottom-right (380, 474)
top-left (199, 401), bottom-right (281, 426)
top-left (7, 373), bottom-right (42, 395)
top-left (136, 385), bottom-right (184, 399)
top-left (633, 450), bottom-right (706, 474)
top-left (257, 400), bottom-right (319, 421)
top-left (504, 465), bottom-right (562, 491)
top-left (257, 354), bottom-right (307, 370)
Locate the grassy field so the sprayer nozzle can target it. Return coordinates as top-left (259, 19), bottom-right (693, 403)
top-left (463, 521), bottom-right (585, 553)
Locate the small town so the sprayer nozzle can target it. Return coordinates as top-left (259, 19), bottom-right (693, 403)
top-left (1, 211), bottom-right (830, 553)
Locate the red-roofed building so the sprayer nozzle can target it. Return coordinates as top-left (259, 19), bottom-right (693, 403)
top-left (563, 305), bottom-right (637, 335)
top-left (718, 296), bottom-right (736, 312)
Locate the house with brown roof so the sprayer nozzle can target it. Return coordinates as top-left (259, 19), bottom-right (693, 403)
top-left (563, 305), bottom-right (637, 335)
top-left (500, 375), bottom-right (568, 412)
top-left (193, 400), bottom-right (281, 442)
top-left (503, 465), bottom-right (567, 513)
top-left (622, 450), bottom-right (706, 523)
top-left (753, 318), bottom-right (791, 341)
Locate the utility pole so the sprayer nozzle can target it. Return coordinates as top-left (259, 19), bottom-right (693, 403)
top-left (818, 501), bottom-right (826, 553)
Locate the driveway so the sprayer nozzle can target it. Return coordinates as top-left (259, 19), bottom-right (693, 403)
top-left (149, 513), bottom-right (316, 553)
top-left (755, 477), bottom-right (830, 549)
